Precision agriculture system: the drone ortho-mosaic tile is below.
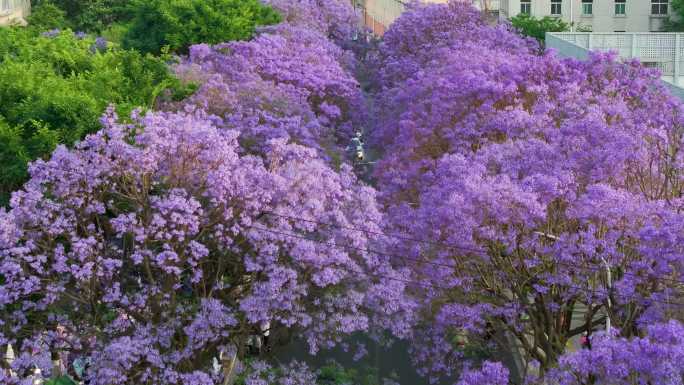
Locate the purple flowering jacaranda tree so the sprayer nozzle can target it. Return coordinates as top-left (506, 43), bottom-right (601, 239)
top-left (0, 109), bottom-right (414, 384)
top-left (370, 0), bottom-right (684, 381)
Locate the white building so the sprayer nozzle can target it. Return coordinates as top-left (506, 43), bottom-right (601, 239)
top-left (500, 0), bottom-right (672, 32)
top-left (0, 0), bottom-right (30, 26)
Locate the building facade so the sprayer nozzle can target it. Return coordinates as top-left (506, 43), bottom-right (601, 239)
top-left (0, 0), bottom-right (30, 26)
top-left (500, 0), bottom-right (672, 32)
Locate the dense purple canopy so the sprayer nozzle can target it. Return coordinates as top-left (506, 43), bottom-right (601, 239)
top-left (2, 0), bottom-right (684, 383)
top-left (372, 1), bottom-right (537, 89)
top-left (171, 10), bottom-right (365, 159)
top-left (545, 321), bottom-right (684, 385)
top-left (0, 109), bottom-right (414, 384)
top-left (371, 0), bottom-right (684, 382)
top-left (263, 0), bottom-right (359, 43)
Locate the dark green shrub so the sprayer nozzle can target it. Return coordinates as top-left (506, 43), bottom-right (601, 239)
top-left (70, 0), bottom-right (134, 32)
top-left (510, 13), bottom-right (569, 42)
top-left (100, 22), bottom-right (130, 45)
top-left (666, 0), bottom-right (684, 31)
top-left (30, 0), bottom-right (134, 32)
top-left (26, 2), bottom-right (70, 31)
top-left (0, 28), bottom-right (192, 204)
top-left (0, 121), bottom-right (30, 203)
top-left (122, 0), bottom-right (281, 55)
top-left (44, 377), bottom-right (78, 385)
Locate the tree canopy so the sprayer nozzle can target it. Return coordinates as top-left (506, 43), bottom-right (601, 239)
top-left (122, 0), bottom-right (281, 55)
top-left (510, 13), bottom-right (569, 42)
top-left (2, 1), bottom-right (684, 384)
top-left (0, 28), bottom-right (190, 205)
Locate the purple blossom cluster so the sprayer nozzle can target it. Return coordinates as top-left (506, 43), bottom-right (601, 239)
top-left (545, 321), bottom-right (684, 385)
top-left (370, 1), bottom-right (538, 90)
top-left (170, 4), bottom-right (365, 158)
top-left (89, 37), bottom-right (108, 53)
top-left (262, 0), bottom-right (359, 43)
top-left (243, 361), bottom-right (318, 385)
top-left (0, 1), bottom-right (408, 383)
top-left (41, 29), bottom-right (62, 38)
top-left (371, 0), bottom-right (684, 382)
top-left (456, 361), bottom-right (509, 385)
top-left (4, 0), bottom-right (684, 383)
top-left (0, 108), bottom-right (413, 384)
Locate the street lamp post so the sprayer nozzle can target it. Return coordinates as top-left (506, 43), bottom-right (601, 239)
top-left (570, 0), bottom-right (574, 32)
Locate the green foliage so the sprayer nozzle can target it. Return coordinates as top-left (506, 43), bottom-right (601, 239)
top-left (510, 13), bottom-right (569, 42)
top-left (318, 362), bottom-right (387, 385)
top-left (45, 376), bottom-right (78, 385)
top-left (0, 28), bottom-right (193, 205)
top-left (71, 0), bottom-right (134, 32)
top-left (122, 0), bottom-right (281, 55)
top-left (26, 2), bottom-right (70, 31)
top-left (447, 330), bottom-right (495, 363)
top-left (0, 121), bottom-right (30, 203)
top-left (31, 0), bottom-right (134, 32)
top-left (666, 0), bottom-right (684, 31)
top-left (575, 23), bottom-right (592, 32)
top-left (100, 22), bottom-right (130, 45)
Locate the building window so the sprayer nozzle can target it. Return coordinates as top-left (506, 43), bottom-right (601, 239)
top-left (582, 0), bottom-right (593, 15)
top-left (521, 0), bottom-right (531, 15)
top-left (652, 0), bottom-right (668, 15)
top-left (551, 0), bottom-right (562, 15)
top-left (615, 0), bottom-right (626, 15)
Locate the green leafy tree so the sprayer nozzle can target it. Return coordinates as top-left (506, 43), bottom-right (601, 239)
top-left (70, 0), bottom-right (134, 32)
top-left (122, 0), bottom-right (281, 55)
top-left (30, 0), bottom-right (134, 32)
top-left (25, 2), bottom-right (70, 31)
top-left (0, 121), bottom-right (31, 204)
top-left (666, 0), bottom-right (684, 31)
top-left (510, 13), bottom-right (569, 42)
top-left (0, 28), bottom-right (193, 205)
